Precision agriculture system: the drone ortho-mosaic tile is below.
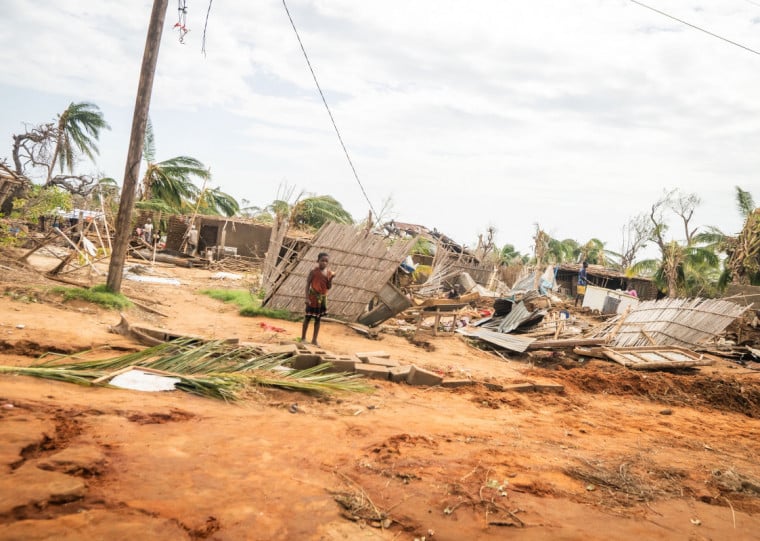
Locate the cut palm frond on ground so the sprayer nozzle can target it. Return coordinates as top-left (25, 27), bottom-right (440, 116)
top-left (0, 339), bottom-right (372, 400)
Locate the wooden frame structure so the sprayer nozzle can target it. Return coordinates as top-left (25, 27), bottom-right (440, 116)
top-left (601, 346), bottom-right (714, 370)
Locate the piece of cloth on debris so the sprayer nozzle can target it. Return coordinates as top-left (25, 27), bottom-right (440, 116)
top-left (211, 272), bottom-right (243, 280)
top-left (109, 369), bottom-right (180, 392)
top-left (124, 274), bottom-right (181, 286)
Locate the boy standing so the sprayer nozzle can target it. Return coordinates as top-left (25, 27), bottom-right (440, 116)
top-left (302, 252), bottom-right (335, 347)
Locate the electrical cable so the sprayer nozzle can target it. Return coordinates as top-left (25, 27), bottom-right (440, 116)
top-left (281, 0), bottom-right (379, 222)
top-left (202, 0), bottom-right (214, 57)
top-left (629, 0), bottom-right (760, 57)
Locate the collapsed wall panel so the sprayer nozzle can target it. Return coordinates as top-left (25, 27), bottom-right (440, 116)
top-left (602, 298), bottom-right (748, 348)
top-left (264, 222), bottom-right (416, 320)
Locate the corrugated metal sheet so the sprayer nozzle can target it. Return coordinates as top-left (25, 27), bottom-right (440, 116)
top-left (458, 328), bottom-right (536, 352)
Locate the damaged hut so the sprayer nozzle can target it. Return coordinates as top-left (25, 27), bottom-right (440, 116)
top-left (263, 222), bottom-right (417, 322)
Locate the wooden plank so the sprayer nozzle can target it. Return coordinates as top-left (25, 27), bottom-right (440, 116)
top-left (528, 338), bottom-right (606, 350)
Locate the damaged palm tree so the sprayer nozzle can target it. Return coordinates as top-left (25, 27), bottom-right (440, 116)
top-left (0, 339), bottom-right (371, 401)
top-left (726, 208), bottom-right (760, 286)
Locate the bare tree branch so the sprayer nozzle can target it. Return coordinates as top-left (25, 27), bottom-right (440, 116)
top-left (46, 174), bottom-right (97, 196)
top-left (12, 123), bottom-right (56, 179)
top-left (668, 189), bottom-right (701, 246)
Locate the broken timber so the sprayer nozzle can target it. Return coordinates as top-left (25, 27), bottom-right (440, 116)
top-left (110, 314), bottom-right (239, 347)
top-left (527, 337), bottom-right (606, 350)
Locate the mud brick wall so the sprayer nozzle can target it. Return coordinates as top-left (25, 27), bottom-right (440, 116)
top-left (165, 215), bottom-right (192, 251)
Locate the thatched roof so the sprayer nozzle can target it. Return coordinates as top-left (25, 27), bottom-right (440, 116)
top-left (558, 263), bottom-right (653, 282)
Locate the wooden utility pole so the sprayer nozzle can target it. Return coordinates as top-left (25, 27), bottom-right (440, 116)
top-left (106, 0), bottom-right (170, 292)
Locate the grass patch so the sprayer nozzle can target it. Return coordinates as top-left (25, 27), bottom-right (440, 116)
top-left (200, 288), bottom-right (254, 309)
top-left (200, 289), bottom-right (301, 321)
top-left (239, 305), bottom-right (302, 321)
top-left (53, 285), bottom-right (132, 310)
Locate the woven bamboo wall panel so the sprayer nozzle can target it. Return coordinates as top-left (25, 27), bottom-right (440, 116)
top-left (604, 298), bottom-right (748, 348)
top-left (265, 223), bottom-right (416, 320)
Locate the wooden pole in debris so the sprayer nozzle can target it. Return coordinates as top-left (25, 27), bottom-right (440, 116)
top-left (98, 183), bottom-right (113, 253)
top-left (106, 0), bottom-right (169, 293)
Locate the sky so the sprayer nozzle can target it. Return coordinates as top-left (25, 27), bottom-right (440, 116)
top-left (1, 0), bottom-right (759, 257)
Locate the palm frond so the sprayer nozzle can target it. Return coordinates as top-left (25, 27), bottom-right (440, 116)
top-left (291, 195), bottom-right (354, 230)
top-left (55, 102), bottom-right (110, 173)
top-left (135, 198), bottom-right (177, 213)
top-left (199, 187), bottom-right (240, 217)
top-left (13, 339), bottom-right (373, 400)
top-left (736, 186), bottom-right (756, 219)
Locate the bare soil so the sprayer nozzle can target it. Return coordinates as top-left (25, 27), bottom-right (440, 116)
top-left (1, 254), bottom-right (759, 540)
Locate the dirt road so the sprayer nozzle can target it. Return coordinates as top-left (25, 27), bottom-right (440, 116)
top-left (1, 261), bottom-right (759, 540)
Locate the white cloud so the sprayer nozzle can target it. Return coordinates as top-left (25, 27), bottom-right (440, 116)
top-left (0, 0), bottom-right (758, 255)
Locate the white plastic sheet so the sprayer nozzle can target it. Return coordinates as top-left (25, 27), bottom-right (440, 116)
top-left (109, 369), bottom-right (181, 392)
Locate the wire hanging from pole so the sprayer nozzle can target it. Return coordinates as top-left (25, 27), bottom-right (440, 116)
top-left (281, 0), bottom-right (379, 224)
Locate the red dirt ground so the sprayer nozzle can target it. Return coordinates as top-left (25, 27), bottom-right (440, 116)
top-left (1, 255), bottom-right (759, 540)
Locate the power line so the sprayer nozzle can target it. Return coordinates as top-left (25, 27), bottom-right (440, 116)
top-left (280, 0), bottom-right (379, 222)
top-left (629, 0), bottom-right (760, 57)
top-left (201, 0), bottom-right (213, 57)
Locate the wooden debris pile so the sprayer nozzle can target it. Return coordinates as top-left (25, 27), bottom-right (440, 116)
top-left (459, 295), bottom-right (752, 372)
top-left (594, 298), bottom-right (749, 349)
top-left (15, 210), bottom-right (113, 283)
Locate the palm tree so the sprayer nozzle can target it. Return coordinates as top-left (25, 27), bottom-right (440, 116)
top-left (725, 208), bottom-right (760, 286)
top-left (195, 187), bottom-right (240, 217)
top-left (736, 186), bottom-right (756, 219)
top-left (576, 238), bottom-right (606, 265)
top-left (290, 195), bottom-right (353, 230)
top-left (499, 243), bottom-right (527, 265)
top-left (694, 186), bottom-right (758, 287)
top-left (631, 241), bottom-right (720, 297)
top-left (139, 120), bottom-right (207, 207)
top-left (547, 237), bottom-right (578, 264)
top-left (46, 102), bottom-right (110, 183)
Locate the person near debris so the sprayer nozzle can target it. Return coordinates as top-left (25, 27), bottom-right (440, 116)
top-left (184, 224), bottom-right (198, 256)
top-left (575, 261), bottom-right (589, 307)
top-left (143, 218), bottom-right (154, 244)
top-left (301, 252), bottom-right (335, 347)
top-left (626, 284), bottom-right (638, 298)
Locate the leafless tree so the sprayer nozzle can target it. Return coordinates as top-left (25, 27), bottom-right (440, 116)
top-left (616, 213), bottom-right (652, 269)
top-left (10, 122), bottom-right (99, 197)
top-left (668, 189), bottom-right (701, 246)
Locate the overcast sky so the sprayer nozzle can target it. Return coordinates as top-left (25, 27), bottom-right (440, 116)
top-left (1, 0), bottom-right (758, 256)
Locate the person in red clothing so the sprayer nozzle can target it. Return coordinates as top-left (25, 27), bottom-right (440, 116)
top-left (301, 252), bottom-right (335, 347)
